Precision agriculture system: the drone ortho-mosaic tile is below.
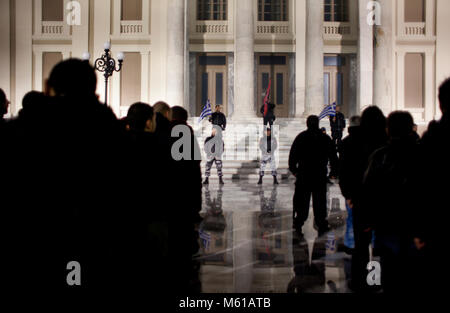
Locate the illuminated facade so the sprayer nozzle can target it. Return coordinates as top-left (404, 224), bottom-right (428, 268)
top-left (1, 0), bottom-right (449, 124)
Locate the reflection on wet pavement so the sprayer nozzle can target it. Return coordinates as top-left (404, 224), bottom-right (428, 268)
top-left (196, 182), bottom-right (351, 293)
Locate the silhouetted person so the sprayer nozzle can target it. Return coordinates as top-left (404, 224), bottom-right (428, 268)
top-left (412, 123), bottom-right (420, 142)
top-left (330, 105), bottom-right (346, 149)
top-left (338, 106), bottom-right (387, 292)
top-left (261, 102), bottom-right (276, 128)
top-left (258, 128), bottom-right (279, 185)
top-left (340, 116), bottom-right (361, 255)
top-left (0, 88), bottom-right (10, 144)
top-left (18, 91), bottom-right (46, 122)
top-left (420, 78), bottom-right (450, 292)
top-left (0, 88), bottom-right (9, 123)
top-left (363, 111), bottom-right (421, 293)
top-left (120, 102), bottom-right (170, 292)
top-left (153, 101), bottom-right (172, 138)
top-left (169, 106), bottom-right (203, 293)
top-left (203, 127), bottom-right (225, 185)
top-left (172, 105), bottom-right (189, 123)
top-left (2, 59), bottom-right (120, 293)
top-left (289, 115), bottom-right (338, 236)
top-left (209, 104), bottom-right (227, 131)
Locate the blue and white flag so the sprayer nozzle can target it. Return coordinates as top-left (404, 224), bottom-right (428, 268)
top-left (198, 99), bottom-right (212, 123)
top-left (199, 229), bottom-right (211, 251)
top-left (319, 102), bottom-right (337, 120)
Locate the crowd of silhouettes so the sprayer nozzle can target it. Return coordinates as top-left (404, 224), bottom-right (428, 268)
top-left (0, 59), bottom-right (201, 296)
top-left (0, 57), bottom-right (449, 295)
top-left (336, 79), bottom-right (450, 293)
top-left (288, 79), bottom-right (450, 293)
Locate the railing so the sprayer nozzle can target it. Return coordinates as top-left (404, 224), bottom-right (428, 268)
top-left (120, 21), bottom-right (143, 34)
top-left (323, 22), bottom-right (352, 38)
top-left (404, 23), bottom-right (426, 36)
top-left (41, 21), bottom-right (64, 35)
top-left (195, 21), bottom-right (230, 34)
top-left (256, 22), bottom-right (290, 35)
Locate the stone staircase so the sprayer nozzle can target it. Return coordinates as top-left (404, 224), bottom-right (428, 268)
top-left (189, 117), bottom-right (335, 182)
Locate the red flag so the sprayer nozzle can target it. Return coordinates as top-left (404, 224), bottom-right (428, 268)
top-left (263, 79), bottom-right (272, 117)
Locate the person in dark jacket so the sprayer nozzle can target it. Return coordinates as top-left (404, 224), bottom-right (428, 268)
top-left (1, 59), bottom-right (121, 292)
top-left (418, 78), bottom-right (450, 292)
top-left (289, 115), bottom-right (338, 236)
top-left (122, 102), bottom-right (170, 291)
top-left (0, 88), bottom-right (9, 123)
top-left (338, 106), bottom-right (387, 292)
top-left (260, 102), bottom-right (276, 128)
top-left (412, 123), bottom-right (420, 142)
top-left (169, 106), bottom-right (203, 293)
top-left (153, 101), bottom-right (172, 138)
top-left (362, 111), bottom-right (422, 293)
top-left (203, 127), bottom-right (225, 185)
top-left (330, 105), bottom-right (346, 148)
top-left (209, 104), bottom-right (227, 131)
top-left (339, 116), bottom-right (361, 254)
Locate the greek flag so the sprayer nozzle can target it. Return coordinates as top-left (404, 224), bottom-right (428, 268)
top-left (198, 99), bottom-right (212, 123)
top-left (319, 102), bottom-right (337, 120)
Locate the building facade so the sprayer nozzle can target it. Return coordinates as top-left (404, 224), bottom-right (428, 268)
top-left (1, 0), bottom-right (450, 123)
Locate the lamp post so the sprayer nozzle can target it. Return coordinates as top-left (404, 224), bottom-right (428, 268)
top-left (88, 42), bottom-right (124, 106)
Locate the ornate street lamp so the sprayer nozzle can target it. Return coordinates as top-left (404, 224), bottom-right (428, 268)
top-left (84, 42), bottom-right (124, 106)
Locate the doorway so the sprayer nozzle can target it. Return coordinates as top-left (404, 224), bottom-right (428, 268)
top-left (197, 54), bottom-right (228, 116)
top-left (257, 54), bottom-right (290, 118)
top-left (323, 54), bottom-right (350, 117)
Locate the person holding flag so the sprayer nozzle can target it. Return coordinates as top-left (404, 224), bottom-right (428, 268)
top-left (260, 79), bottom-right (276, 129)
top-left (209, 104), bottom-right (227, 131)
top-left (329, 105), bottom-right (346, 148)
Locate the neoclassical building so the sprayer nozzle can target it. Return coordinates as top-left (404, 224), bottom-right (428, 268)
top-left (1, 0), bottom-right (450, 123)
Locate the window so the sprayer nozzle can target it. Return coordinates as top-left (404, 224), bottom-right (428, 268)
top-left (404, 53), bottom-right (424, 109)
top-left (324, 0), bottom-right (349, 22)
top-left (43, 52), bottom-right (62, 88)
top-left (197, 0), bottom-right (227, 21)
top-left (121, 53), bottom-right (142, 107)
top-left (199, 56), bottom-right (227, 66)
top-left (258, 0), bottom-right (288, 22)
top-left (260, 55), bottom-right (287, 65)
top-left (42, 0), bottom-right (63, 21)
top-left (121, 0), bottom-right (143, 21)
top-left (405, 0), bottom-right (425, 22)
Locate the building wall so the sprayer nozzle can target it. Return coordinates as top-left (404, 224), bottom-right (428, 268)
top-left (2, 0), bottom-right (449, 123)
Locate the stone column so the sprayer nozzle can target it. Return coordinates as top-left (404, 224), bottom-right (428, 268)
top-left (304, 0), bottom-right (324, 116)
top-left (0, 0), bottom-right (11, 117)
top-left (150, 0), bottom-right (168, 104)
top-left (357, 0), bottom-right (374, 113)
top-left (234, 0), bottom-right (255, 118)
top-left (373, 0), bottom-right (394, 115)
top-left (295, 0), bottom-right (307, 118)
top-left (15, 0), bottom-right (33, 115)
top-left (166, 0), bottom-right (186, 107)
top-left (71, 0), bottom-right (89, 59)
top-left (436, 0), bottom-right (450, 120)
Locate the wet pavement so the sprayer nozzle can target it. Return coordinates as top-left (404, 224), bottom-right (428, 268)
top-left (195, 181), bottom-right (353, 293)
